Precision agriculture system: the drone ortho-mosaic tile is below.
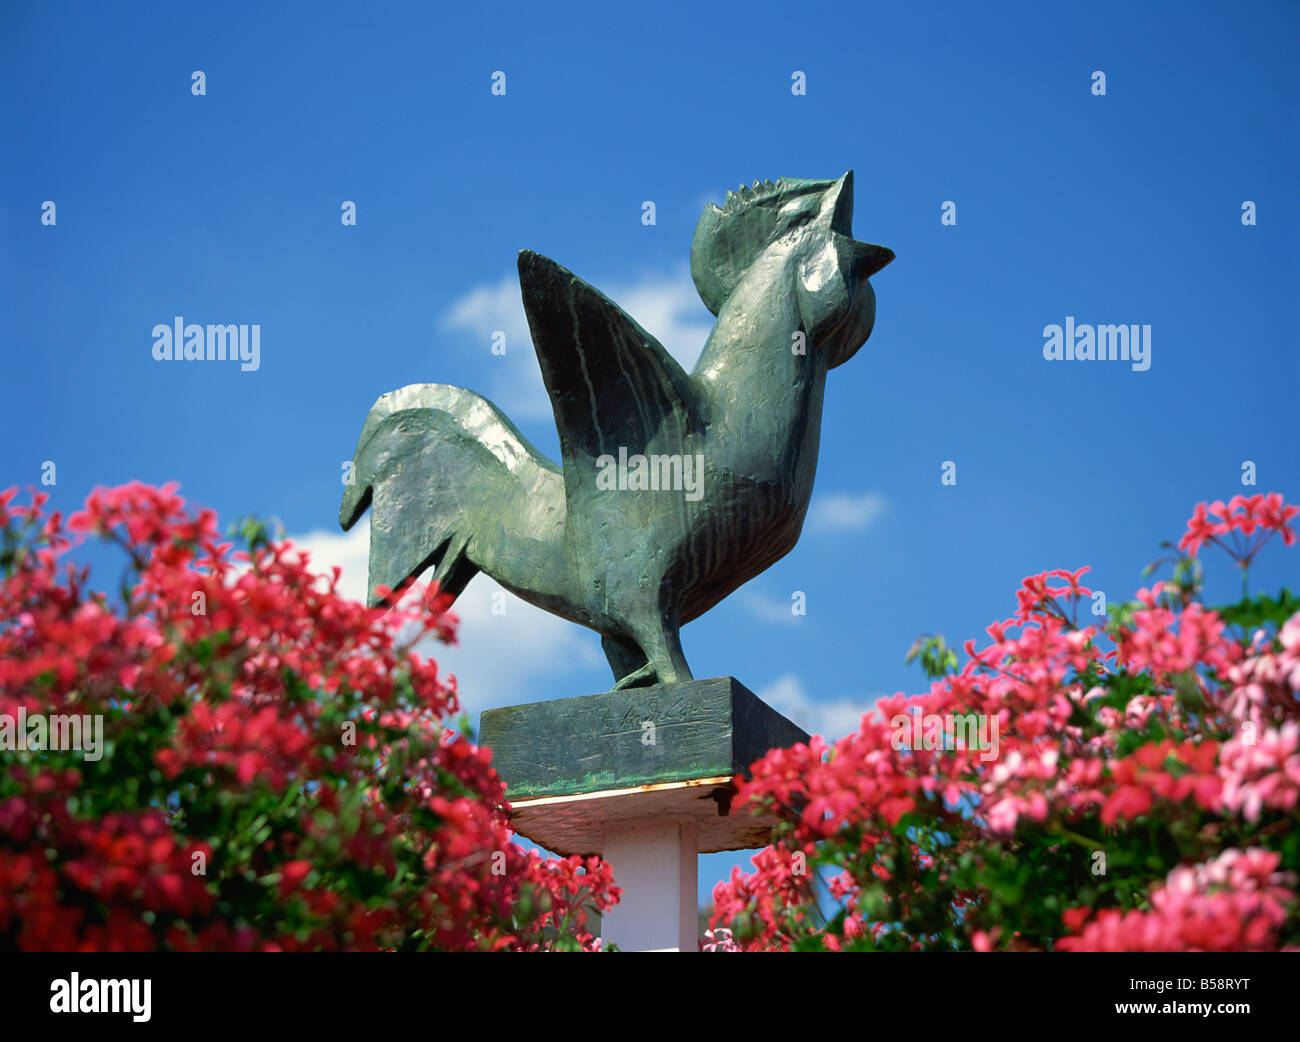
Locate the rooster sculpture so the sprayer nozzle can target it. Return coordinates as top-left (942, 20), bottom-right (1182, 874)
top-left (340, 172), bottom-right (893, 689)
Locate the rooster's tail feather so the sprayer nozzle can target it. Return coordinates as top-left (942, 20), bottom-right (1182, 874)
top-left (340, 383), bottom-right (557, 607)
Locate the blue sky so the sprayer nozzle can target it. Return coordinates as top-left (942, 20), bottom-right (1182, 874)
top-left (3, 0), bottom-right (1297, 905)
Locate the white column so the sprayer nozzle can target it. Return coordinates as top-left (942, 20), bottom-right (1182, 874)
top-left (600, 821), bottom-right (697, 951)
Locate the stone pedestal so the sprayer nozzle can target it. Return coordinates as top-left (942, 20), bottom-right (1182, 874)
top-left (479, 676), bottom-right (809, 951)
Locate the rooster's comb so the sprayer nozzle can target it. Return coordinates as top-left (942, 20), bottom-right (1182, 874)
top-left (721, 179), bottom-right (781, 213)
top-left (693, 172), bottom-right (888, 319)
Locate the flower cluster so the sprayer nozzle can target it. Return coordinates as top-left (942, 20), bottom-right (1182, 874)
top-left (712, 494), bottom-right (1300, 951)
top-left (1179, 492), bottom-right (1298, 561)
top-left (0, 483), bottom-right (618, 951)
top-left (1058, 848), bottom-right (1295, 951)
top-left (702, 927), bottom-right (738, 952)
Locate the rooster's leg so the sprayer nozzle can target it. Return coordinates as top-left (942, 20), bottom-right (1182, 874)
top-left (602, 634), bottom-right (648, 688)
top-left (607, 618), bottom-right (693, 690)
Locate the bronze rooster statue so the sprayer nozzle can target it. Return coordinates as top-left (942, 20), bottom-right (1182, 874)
top-left (340, 171), bottom-right (893, 689)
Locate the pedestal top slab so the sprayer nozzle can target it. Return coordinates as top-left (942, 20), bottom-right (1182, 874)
top-left (479, 676), bottom-right (811, 856)
top-left (479, 676), bottom-right (809, 800)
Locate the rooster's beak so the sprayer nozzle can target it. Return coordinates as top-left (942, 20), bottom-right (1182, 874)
top-left (854, 240), bottom-right (895, 278)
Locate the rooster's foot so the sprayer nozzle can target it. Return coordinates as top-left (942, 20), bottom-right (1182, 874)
top-left (611, 662), bottom-right (660, 690)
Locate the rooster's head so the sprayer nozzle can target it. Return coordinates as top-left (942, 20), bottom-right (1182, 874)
top-left (691, 171), bottom-right (894, 368)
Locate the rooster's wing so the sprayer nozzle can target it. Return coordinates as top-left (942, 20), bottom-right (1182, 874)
top-left (517, 249), bottom-right (702, 511)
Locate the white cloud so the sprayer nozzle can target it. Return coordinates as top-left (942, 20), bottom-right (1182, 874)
top-left (739, 590), bottom-right (802, 625)
top-left (756, 673), bottom-right (875, 741)
top-left (289, 517), bottom-right (606, 724)
top-left (286, 521), bottom-right (372, 603)
top-left (807, 490), bottom-right (887, 534)
top-left (441, 274), bottom-right (532, 348)
top-left (610, 270), bottom-right (714, 371)
top-left (439, 274), bottom-right (547, 421)
top-left (439, 266), bottom-right (713, 422)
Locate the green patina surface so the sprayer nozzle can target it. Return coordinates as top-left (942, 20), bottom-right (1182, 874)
top-left (479, 677), bottom-right (810, 800)
top-left (340, 172), bottom-right (892, 691)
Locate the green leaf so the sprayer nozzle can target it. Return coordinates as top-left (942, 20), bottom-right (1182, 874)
top-left (1216, 588), bottom-right (1298, 632)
